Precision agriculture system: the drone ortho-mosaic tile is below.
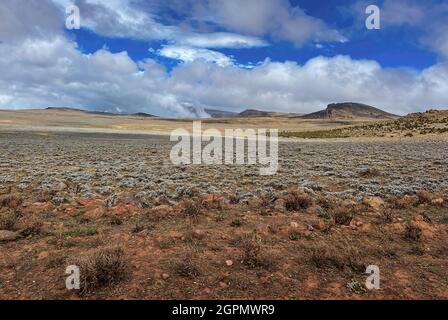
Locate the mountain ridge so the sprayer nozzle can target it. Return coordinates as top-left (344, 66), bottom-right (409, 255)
top-left (45, 107), bottom-right (155, 118)
top-left (300, 102), bottom-right (398, 120)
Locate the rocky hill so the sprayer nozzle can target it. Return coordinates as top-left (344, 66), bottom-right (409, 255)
top-left (238, 109), bottom-right (303, 118)
top-left (238, 109), bottom-right (272, 117)
top-left (282, 109), bottom-right (448, 139)
top-left (301, 102), bottom-right (398, 120)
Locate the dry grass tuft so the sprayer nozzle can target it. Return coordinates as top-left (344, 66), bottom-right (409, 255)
top-left (20, 220), bottom-right (43, 238)
top-left (202, 194), bottom-right (225, 210)
top-left (257, 192), bottom-right (277, 209)
top-left (309, 241), bottom-right (365, 273)
top-left (35, 191), bottom-right (54, 203)
top-left (75, 247), bottom-right (131, 295)
top-left (389, 195), bottom-right (416, 209)
top-left (405, 224), bottom-right (422, 241)
top-left (331, 205), bottom-right (357, 225)
top-left (173, 255), bottom-right (202, 278)
top-left (359, 167), bottom-right (381, 178)
top-left (381, 209), bottom-right (394, 223)
top-left (227, 192), bottom-right (240, 204)
top-left (240, 234), bottom-right (274, 269)
top-left (0, 194), bottom-right (22, 209)
top-left (0, 209), bottom-right (22, 230)
top-left (282, 188), bottom-right (313, 211)
top-left (179, 198), bottom-right (202, 219)
top-left (416, 191), bottom-right (432, 205)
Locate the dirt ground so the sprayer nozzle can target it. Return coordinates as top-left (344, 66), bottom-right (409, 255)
top-left (0, 130), bottom-right (447, 300)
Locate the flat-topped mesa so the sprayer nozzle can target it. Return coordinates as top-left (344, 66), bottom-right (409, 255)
top-left (238, 109), bottom-right (303, 118)
top-left (238, 109), bottom-right (272, 117)
top-left (301, 102), bottom-right (399, 120)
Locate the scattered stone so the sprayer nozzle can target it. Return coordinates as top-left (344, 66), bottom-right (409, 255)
top-left (51, 196), bottom-right (65, 205)
top-left (22, 202), bottom-right (54, 215)
top-left (162, 273), bottom-right (170, 280)
top-left (431, 198), bottom-right (444, 206)
top-left (290, 222), bottom-right (299, 228)
top-left (167, 231), bottom-right (183, 239)
top-left (363, 196), bottom-right (385, 210)
top-left (105, 194), bottom-right (117, 207)
top-left (38, 251), bottom-right (49, 260)
top-left (96, 186), bottom-right (114, 196)
top-left (274, 199), bottom-right (285, 211)
top-left (350, 218), bottom-right (364, 228)
top-left (309, 205), bottom-right (324, 216)
top-left (225, 260), bottom-right (233, 267)
top-left (151, 205), bottom-right (173, 215)
top-left (52, 181), bottom-right (67, 192)
top-left (85, 206), bottom-right (107, 220)
top-left (192, 229), bottom-right (206, 239)
top-left (0, 230), bottom-right (19, 241)
top-left (312, 220), bottom-right (326, 231)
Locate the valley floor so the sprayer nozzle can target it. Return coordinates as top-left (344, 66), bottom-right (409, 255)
top-left (0, 130), bottom-right (447, 299)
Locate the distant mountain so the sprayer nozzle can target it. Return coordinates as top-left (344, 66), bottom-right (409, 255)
top-left (205, 108), bottom-right (238, 118)
top-left (46, 107), bottom-right (84, 112)
top-left (301, 103), bottom-right (398, 120)
top-left (131, 112), bottom-right (155, 118)
top-left (45, 107), bottom-right (155, 118)
top-left (238, 109), bottom-right (303, 118)
top-left (238, 109), bottom-right (271, 117)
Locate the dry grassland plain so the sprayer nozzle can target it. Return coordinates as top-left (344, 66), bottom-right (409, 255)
top-left (0, 109), bottom-right (447, 300)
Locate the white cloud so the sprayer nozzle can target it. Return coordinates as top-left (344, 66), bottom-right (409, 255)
top-left (381, 0), bottom-right (426, 26)
top-left (0, 0), bottom-right (447, 119)
top-left (196, 0), bottom-right (347, 46)
top-left (0, 0), bottom-right (63, 43)
top-left (160, 56), bottom-right (448, 115)
top-left (177, 32), bottom-right (268, 49)
top-left (157, 45), bottom-right (234, 67)
top-left (53, 0), bottom-right (344, 48)
top-left (1, 32), bottom-right (447, 117)
top-left (51, 0), bottom-right (268, 50)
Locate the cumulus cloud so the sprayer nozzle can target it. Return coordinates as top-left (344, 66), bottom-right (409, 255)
top-left (0, 0), bottom-right (63, 43)
top-left (157, 45), bottom-right (234, 67)
top-left (0, 0), bottom-right (447, 118)
top-left (381, 0), bottom-right (426, 26)
top-left (52, 0), bottom-right (268, 49)
top-left (204, 0), bottom-right (347, 45)
top-left (177, 32), bottom-right (268, 49)
top-left (1, 32), bottom-right (446, 117)
top-left (54, 0), bottom-right (344, 48)
top-left (161, 56), bottom-right (448, 115)
top-left (157, 0), bottom-right (346, 46)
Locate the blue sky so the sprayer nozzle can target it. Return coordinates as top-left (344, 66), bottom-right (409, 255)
top-left (70, 0), bottom-right (439, 70)
top-left (0, 0), bottom-right (447, 117)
